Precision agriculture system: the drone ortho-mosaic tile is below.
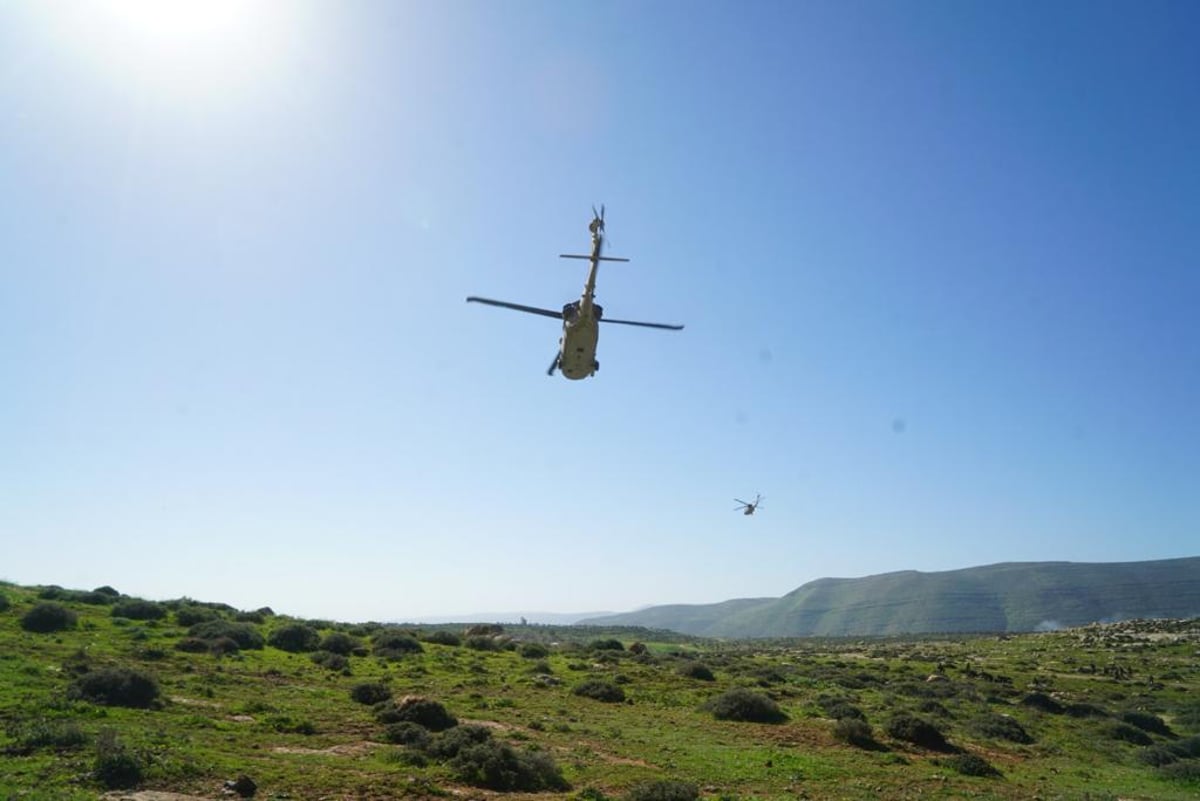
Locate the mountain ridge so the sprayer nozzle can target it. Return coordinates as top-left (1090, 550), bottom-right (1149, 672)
top-left (581, 557), bottom-right (1200, 637)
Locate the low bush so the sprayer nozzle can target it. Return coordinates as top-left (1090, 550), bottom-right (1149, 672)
top-left (427, 724), bottom-right (493, 758)
top-left (68, 667), bottom-right (161, 709)
top-left (969, 713), bottom-right (1033, 744)
top-left (1020, 692), bottom-right (1064, 714)
top-left (351, 682), bottom-right (393, 705)
top-left (422, 630), bottom-right (462, 646)
top-left (20, 602), bottom-right (77, 633)
top-left (3, 719), bottom-right (88, 755)
top-left (833, 717), bottom-right (879, 749)
top-left (0, 592), bottom-right (8, 612)
top-left (1159, 761), bottom-right (1200, 782)
top-left (188, 620), bottom-right (264, 650)
top-left (311, 651), bottom-right (350, 672)
top-left (1120, 710), bottom-right (1173, 737)
top-left (174, 605), bottom-right (221, 627)
top-left (374, 631), bottom-right (424, 659)
top-left (1064, 702), bottom-right (1109, 718)
top-left (94, 730), bottom-right (143, 790)
top-left (817, 695), bottom-right (866, 721)
top-left (677, 662), bottom-right (715, 681)
top-left (465, 635), bottom-right (501, 651)
top-left (589, 639), bottom-right (625, 652)
top-left (319, 631), bottom-right (363, 655)
top-left (885, 714), bottom-right (950, 751)
top-left (448, 740), bottom-right (569, 792)
top-left (1108, 722), bottom-right (1154, 746)
top-left (574, 680), bottom-right (626, 704)
top-left (518, 642), bottom-right (550, 659)
top-left (703, 689), bottom-right (786, 723)
top-left (111, 599), bottom-right (167, 621)
top-left (942, 753), bottom-right (1001, 778)
top-left (376, 696), bottom-right (457, 731)
top-left (268, 623), bottom-right (321, 653)
top-left (624, 779), bottom-right (700, 801)
top-left (383, 721), bottom-right (431, 748)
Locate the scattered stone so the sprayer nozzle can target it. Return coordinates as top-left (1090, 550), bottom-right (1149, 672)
top-left (223, 775), bottom-right (256, 798)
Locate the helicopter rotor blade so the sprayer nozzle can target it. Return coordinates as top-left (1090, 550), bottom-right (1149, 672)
top-left (547, 352), bottom-right (560, 376)
top-left (466, 297), bottom-right (563, 320)
top-left (600, 317), bottom-right (684, 331)
top-left (734, 499), bottom-right (749, 506)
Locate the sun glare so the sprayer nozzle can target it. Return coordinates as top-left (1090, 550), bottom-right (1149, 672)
top-left (103, 0), bottom-right (255, 43)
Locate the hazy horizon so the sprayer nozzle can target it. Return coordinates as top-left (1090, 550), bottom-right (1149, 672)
top-left (3, 1), bottom-right (1197, 623)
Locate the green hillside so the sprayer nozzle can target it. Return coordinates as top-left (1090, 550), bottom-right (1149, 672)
top-left (4, 580), bottom-right (1200, 800)
top-left (585, 558), bottom-right (1200, 637)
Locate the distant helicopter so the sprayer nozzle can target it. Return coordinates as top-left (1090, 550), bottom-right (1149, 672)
top-left (466, 206), bottom-right (683, 379)
top-left (734, 495), bottom-right (763, 516)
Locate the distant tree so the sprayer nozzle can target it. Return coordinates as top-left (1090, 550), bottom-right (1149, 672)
top-left (319, 631), bottom-right (363, 655)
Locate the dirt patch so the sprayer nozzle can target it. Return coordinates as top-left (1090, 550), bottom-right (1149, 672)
top-left (104, 793), bottom-right (216, 801)
top-left (271, 740), bottom-right (382, 757)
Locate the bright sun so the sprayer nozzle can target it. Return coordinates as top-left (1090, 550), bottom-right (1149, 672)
top-left (103, 0), bottom-right (256, 43)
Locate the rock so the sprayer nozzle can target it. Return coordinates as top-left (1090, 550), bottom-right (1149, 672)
top-left (223, 776), bottom-right (256, 798)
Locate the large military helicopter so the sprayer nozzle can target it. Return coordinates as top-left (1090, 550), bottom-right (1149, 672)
top-left (466, 206), bottom-right (683, 379)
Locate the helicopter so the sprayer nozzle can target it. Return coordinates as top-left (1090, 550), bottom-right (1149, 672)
top-left (734, 494), bottom-right (763, 516)
top-left (466, 206), bottom-right (683, 379)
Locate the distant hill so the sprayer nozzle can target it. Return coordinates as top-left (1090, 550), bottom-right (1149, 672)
top-left (581, 557), bottom-right (1200, 637)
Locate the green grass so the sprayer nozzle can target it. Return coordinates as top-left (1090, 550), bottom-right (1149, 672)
top-left (2, 581), bottom-right (1199, 799)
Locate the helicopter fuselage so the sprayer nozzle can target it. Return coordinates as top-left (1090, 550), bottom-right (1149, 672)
top-left (465, 207), bottom-right (681, 378)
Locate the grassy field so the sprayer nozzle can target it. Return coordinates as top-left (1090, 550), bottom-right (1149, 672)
top-left (1, 581), bottom-right (1198, 801)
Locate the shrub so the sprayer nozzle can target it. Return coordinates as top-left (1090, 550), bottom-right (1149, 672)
top-left (1120, 710), bottom-right (1173, 737)
top-left (376, 696), bottom-right (457, 731)
top-left (268, 623), bottom-right (321, 653)
top-left (518, 642), bottom-right (550, 659)
top-left (1020, 692), bottom-right (1064, 714)
top-left (174, 605), bottom-right (221, 627)
top-left (0, 592), bottom-right (8, 612)
top-left (72, 591), bottom-right (114, 605)
top-left (3, 719), bottom-right (88, 755)
top-left (68, 667), bottom-right (161, 709)
top-left (624, 779), bottom-right (700, 801)
top-left (93, 586), bottom-right (120, 597)
top-left (319, 631), bottom-right (363, 655)
top-left (833, 717), bottom-right (879, 749)
top-left (573, 680), bottom-right (626, 704)
top-left (208, 636), bottom-right (241, 656)
top-left (187, 620), bottom-right (264, 650)
top-left (383, 721), bottom-right (431, 748)
top-left (589, 639), bottom-right (625, 652)
top-left (174, 633), bottom-right (208, 652)
top-left (448, 740), bottom-right (569, 791)
top-left (817, 695), bottom-right (865, 721)
top-left (969, 713), bottom-right (1033, 744)
top-left (351, 682), bottom-right (393, 706)
top-left (111, 599), bottom-right (167, 621)
top-left (677, 662), bottom-right (715, 681)
top-left (423, 630), bottom-right (462, 646)
top-left (1109, 723), bottom-right (1154, 746)
top-left (1064, 702), bottom-right (1109, 718)
top-left (426, 724), bottom-right (493, 758)
top-left (20, 602), bottom-right (77, 633)
top-left (942, 753), bottom-right (1001, 778)
top-left (465, 635), bottom-right (501, 651)
top-left (885, 714), bottom-right (950, 751)
top-left (373, 631), bottom-right (424, 659)
top-left (1160, 761), bottom-right (1200, 782)
top-left (311, 651), bottom-right (350, 672)
top-left (94, 730), bottom-right (142, 790)
top-left (703, 689), bottom-right (786, 723)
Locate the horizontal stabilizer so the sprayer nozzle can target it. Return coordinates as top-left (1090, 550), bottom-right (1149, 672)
top-left (559, 254), bottom-right (630, 262)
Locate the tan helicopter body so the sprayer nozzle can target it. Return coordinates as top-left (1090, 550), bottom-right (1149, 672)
top-left (467, 207), bottom-right (683, 379)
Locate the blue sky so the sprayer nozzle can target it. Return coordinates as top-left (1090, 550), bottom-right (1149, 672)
top-left (2, 1), bottom-right (1196, 622)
